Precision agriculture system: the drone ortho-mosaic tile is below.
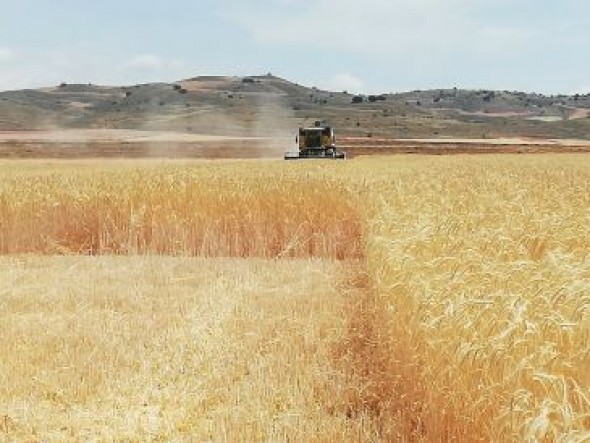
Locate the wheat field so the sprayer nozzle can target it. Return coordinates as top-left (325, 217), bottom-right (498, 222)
top-left (0, 155), bottom-right (589, 442)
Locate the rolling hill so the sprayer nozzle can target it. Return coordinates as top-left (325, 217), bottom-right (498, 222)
top-left (1, 74), bottom-right (590, 140)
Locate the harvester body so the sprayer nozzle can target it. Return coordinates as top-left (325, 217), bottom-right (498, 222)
top-left (284, 123), bottom-right (346, 160)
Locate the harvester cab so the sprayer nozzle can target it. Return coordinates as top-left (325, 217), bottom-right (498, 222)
top-left (284, 121), bottom-right (346, 160)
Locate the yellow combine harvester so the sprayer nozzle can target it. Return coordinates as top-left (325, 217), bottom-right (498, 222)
top-left (284, 121), bottom-right (346, 160)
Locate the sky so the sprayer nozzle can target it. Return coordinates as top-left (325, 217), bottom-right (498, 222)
top-left (1, 0), bottom-right (589, 94)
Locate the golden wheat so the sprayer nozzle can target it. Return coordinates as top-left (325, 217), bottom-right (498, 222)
top-left (361, 155), bottom-right (590, 441)
top-left (1, 155), bottom-right (589, 442)
top-left (0, 160), bottom-right (362, 259)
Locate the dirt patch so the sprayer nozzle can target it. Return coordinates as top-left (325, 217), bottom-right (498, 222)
top-left (568, 108), bottom-right (590, 120)
top-left (0, 130), bottom-right (284, 158)
top-left (434, 108), bottom-right (537, 118)
top-left (0, 129), bottom-right (260, 143)
top-left (340, 136), bottom-right (590, 156)
top-left (526, 116), bottom-right (564, 122)
top-left (67, 102), bottom-right (93, 110)
top-left (180, 77), bottom-right (236, 92)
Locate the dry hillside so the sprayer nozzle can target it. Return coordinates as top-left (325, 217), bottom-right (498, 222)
top-left (1, 75), bottom-right (590, 140)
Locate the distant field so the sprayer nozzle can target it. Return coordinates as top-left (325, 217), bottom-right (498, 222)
top-left (1, 129), bottom-right (590, 158)
top-left (1, 156), bottom-right (589, 441)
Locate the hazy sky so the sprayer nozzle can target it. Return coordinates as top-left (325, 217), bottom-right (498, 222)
top-left (1, 0), bottom-right (589, 94)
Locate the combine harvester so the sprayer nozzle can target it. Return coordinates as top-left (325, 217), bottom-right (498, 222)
top-left (284, 121), bottom-right (346, 160)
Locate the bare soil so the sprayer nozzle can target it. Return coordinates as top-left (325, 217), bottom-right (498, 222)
top-left (1, 130), bottom-right (590, 158)
top-left (0, 130), bottom-right (280, 159)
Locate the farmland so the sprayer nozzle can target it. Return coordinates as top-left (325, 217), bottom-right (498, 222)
top-left (1, 155), bottom-right (589, 441)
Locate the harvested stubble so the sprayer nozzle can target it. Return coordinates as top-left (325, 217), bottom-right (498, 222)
top-left (0, 256), bottom-right (378, 441)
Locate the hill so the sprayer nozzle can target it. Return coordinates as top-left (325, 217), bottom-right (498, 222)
top-left (1, 75), bottom-right (590, 140)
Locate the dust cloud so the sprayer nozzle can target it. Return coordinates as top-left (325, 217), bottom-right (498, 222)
top-left (2, 87), bottom-right (298, 159)
top-left (138, 92), bottom-right (296, 158)
top-left (248, 94), bottom-right (296, 157)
